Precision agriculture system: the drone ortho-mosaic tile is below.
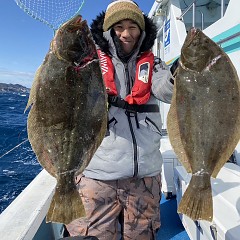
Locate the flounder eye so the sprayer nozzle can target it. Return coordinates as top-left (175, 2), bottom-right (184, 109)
top-left (192, 39), bottom-right (200, 46)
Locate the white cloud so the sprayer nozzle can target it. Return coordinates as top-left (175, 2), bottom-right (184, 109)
top-left (0, 68), bottom-right (35, 88)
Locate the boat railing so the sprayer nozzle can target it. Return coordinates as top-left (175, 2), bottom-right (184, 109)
top-left (176, 0), bottom-right (197, 27)
top-left (176, 0), bottom-right (227, 29)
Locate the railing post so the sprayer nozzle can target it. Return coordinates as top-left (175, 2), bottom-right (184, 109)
top-left (199, 11), bottom-right (204, 30)
top-left (221, 0), bottom-right (225, 17)
top-left (192, 1), bottom-right (196, 28)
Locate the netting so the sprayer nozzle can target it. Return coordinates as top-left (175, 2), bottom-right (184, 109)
top-left (14, 0), bottom-right (85, 30)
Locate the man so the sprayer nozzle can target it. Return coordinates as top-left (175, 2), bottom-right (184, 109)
top-left (66, 1), bottom-right (175, 239)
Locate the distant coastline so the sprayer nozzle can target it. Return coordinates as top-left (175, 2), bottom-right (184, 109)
top-left (0, 83), bottom-right (30, 93)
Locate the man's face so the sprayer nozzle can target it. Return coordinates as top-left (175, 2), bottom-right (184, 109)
top-left (113, 19), bottom-right (141, 54)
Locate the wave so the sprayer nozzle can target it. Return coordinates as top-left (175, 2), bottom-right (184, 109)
top-left (0, 92), bottom-right (41, 213)
top-left (2, 169), bottom-right (17, 177)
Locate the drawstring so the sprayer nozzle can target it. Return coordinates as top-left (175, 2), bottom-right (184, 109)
top-left (126, 111), bottom-right (140, 129)
top-left (135, 113), bottom-right (140, 129)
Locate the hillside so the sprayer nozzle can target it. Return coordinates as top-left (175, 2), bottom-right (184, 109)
top-left (0, 83), bottom-right (30, 93)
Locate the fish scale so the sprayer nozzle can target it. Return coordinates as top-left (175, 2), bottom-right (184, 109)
top-left (25, 15), bottom-right (107, 224)
top-left (167, 28), bottom-right (240, 221)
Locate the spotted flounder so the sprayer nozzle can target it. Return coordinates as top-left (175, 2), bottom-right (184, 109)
top-left (26, 16), bottom-right (107, 224)
top-left (167, 28), bottom-right (240, 221)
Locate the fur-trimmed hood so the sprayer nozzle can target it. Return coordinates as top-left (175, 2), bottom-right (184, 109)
top-left (90, 12), bottom-right (157, 54)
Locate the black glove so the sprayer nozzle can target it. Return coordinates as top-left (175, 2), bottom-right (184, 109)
top-left (170, 58), bottom-right (179, 76)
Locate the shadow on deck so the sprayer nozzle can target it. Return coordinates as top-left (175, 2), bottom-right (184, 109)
top-left (157, 194), bottom-right (190, 240)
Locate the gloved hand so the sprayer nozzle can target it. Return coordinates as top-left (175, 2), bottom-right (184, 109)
top-left (170, 58), bottom-right (179, 77)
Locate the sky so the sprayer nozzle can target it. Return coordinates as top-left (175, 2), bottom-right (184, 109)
top-left (0, 1), bottom-right (154, 88)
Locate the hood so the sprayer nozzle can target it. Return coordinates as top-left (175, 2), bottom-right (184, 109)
top-left (90, 11), bottom-right (157, 54)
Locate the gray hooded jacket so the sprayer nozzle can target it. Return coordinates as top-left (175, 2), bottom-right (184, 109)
top-left (83, 13), bottom-right (173, 180)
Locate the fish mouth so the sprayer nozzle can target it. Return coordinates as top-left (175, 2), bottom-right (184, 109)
top-left (190, 28), bottom-right (197, 37)
top-left (60, 15), bottom-right (83, 31)
top-left (75, 16), bottom-right (82, 24)
top-left (69, 15), bottom-right (82, 25)
top-left (187, 28), bottom-right (200, 45)
top-left (68, 16), bottom-right (84, 32)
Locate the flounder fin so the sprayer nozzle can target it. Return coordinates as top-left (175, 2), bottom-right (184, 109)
top-left (46, 174), bottom-right (85, 224)
top-left (177, 174), bottom-right (213, 221)
top-left (24, 66), bottom-right (42, 113)
top-left (211, 154), bottom-right (230, 178)
top-left (212, 55), bottom-right (240, 178)
top-left (167, 84), bottom-right (191, 172)
top-left (212, 138), bottom-right (240, 178)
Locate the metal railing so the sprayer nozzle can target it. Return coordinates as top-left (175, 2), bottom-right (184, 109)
top-left (177, 0), bottom-right (227, 29)
top-left (176, 0), bottom-right (197, 27)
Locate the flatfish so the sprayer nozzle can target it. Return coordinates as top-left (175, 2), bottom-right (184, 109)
top-left (25, 16), bottom-right (107, 224)
top-left (167, 28), bottom-right (240, 221)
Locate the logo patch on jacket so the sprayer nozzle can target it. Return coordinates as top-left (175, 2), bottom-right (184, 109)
top-left (138, 62), bottom-right (150, 83)
top-left (97, 50), bottom-right (154, 104)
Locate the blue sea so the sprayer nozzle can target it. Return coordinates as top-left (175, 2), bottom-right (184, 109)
top-left (0, 92), bottom-right (42, 213)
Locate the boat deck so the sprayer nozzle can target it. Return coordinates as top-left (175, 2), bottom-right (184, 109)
top-left (158, 194), bottom-right (190, 240)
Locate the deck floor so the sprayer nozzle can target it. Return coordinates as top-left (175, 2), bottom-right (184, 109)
top-left (157, 194), bottom-right (190, 240)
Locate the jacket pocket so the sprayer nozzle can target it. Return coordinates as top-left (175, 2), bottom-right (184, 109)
top-left (106, 117), bottom-right (118, 136)
top-left (145, 117), bottom-right (162, 136)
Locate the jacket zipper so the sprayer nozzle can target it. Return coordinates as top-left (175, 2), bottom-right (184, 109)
top-left (127, 112), bottom-right (138, 177)
top-left (124, 63), bottom-right (138, 177)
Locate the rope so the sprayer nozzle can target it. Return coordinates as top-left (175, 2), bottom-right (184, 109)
top-left (0, 139), bottom-right (29, 159)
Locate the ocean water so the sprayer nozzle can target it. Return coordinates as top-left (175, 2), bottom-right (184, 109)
top-left (0, 92), bottom-right (42, 213)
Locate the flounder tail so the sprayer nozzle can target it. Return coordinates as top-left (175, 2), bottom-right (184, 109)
top-left (46, 173), bottom-right (85, 224)
top-left (177, 173), bottom-right (213, 221)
